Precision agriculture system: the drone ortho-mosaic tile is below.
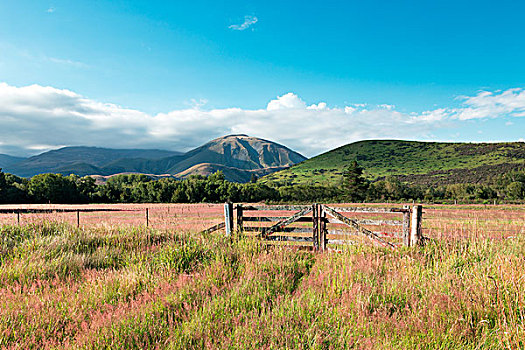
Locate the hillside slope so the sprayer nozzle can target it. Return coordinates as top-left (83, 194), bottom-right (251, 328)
top-left (174, 163), bottom-right (291, 183)
top-left (261, 140), bottom-right (525, 186)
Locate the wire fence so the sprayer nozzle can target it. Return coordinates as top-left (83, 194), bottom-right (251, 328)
top-left (0, 204), bottom-right (225, 233)
top-left (0, 203), bottom-right (523, 239)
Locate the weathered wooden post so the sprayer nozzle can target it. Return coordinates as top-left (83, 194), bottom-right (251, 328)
top-left (402, 205), bottom-right (410, 246)
top-left (236, 204), bottom-right (244, 233)
top-left (319, 204), bottom-right (327, 252)
top-left (312, 203), bottom-right (319, 251)
top-left (76, 209), bottom-right (80, 228)
top-left (146, 208), bottom-right (149, 227)
top-left (224, 202), bottom-right (233, 236)
top-left (410, 205), bottom-right (423, 246)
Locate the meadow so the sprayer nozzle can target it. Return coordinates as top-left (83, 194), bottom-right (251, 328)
top-left (0, 204), bottom-right (524, 349)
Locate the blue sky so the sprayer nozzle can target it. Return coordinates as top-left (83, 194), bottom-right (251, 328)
top-left (0, 0), bottom-right (524, 157)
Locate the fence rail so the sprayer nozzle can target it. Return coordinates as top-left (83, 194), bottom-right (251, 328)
top-left (0, 208), bottom-right (128, 214)
top-left (0, 208), bottom-right (150, 227)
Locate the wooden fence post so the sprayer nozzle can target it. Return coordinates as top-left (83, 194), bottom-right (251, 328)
top-left (312, 204), bottom-right (319, 251)
top-left (76, 209), bottom-right (80, 228)
top-left (146, 208), bottom-right (149, 227)
top-left (17, 212), bottom-right (20, 225)
top-left (224, 202), bottom-right (233, 236)
top-left (236, 204), bottom-right (243, 233)
top-left (319, 204), bottom-right (327, 252)
top-left (402, 205), bottom-right (410, 246)
top-left (410, 205), bottom-right (423, 246)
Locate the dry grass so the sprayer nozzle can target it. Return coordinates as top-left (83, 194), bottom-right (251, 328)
top-left (0, 204), bottom-right (524, 349)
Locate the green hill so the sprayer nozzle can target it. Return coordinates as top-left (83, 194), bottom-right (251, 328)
top-left (261, 140), bottom-right (525, 186)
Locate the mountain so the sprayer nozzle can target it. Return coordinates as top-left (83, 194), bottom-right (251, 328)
top-left (4, 147), bottom-right (181, 177)
top-left (0, 154), bottom-right (27, 169)
top-left (164, 135), bottom-right (306, 174)
top-left (1, 135), bottom-right (307, 182)
top-left (260, 140), bottom-right (525, 186)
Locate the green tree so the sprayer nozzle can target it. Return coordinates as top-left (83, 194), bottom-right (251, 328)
top-left (506, 181), bottom-right (525, 199)
top-left (0, 169), bottom-right (6, 202)
top-left (68, 175), bottom-right (97, 202)
top-left (341, 161), bottom-right (368, 201)
top-left (28, 173), bottom-right (80, 203)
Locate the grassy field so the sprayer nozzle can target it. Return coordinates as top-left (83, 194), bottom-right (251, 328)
top-left (1, 204), bottom-right (524, 349)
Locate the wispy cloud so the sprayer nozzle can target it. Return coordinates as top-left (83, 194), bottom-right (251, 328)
top-left (229, 15), bottom-right (258, 31)
top-left (46, 56), bottom-right (87, 68)
top-left (46, 7), bottom-right (55, 13)
top-left (0, 82), bottom-right (523, 157)
top-left (0, 41), bottom-right (87, 69)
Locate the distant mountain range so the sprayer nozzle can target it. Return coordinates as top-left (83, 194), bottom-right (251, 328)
top-left (0, 135), bottom-right (307, 182)
top-left (261, 140), bottom-right (525, 186)
top-left (4, 137), bottom-right (524, 186)
top-left (0, 154), bottom-right (26, 169)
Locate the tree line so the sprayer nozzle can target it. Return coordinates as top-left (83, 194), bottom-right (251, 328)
top-left (1, 162), bottom-right (524, 204)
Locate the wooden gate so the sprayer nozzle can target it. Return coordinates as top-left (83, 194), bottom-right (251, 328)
top-left (237, 204), bottom-right (315, 246)
top-left (318, 204), bottom-right (422, 250)
top-left (217, 203), bottom-right (424, 251)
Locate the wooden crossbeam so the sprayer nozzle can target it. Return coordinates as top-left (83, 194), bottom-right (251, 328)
top-left (266, 235), bottom-right (313, 243)
top-left (326, 206), bottom-right (409, 213)
top-left (327, 229), bottom-right (397, 238)
top-left (245, 226), bottom-right (313, 234)
top-left (325, 218), bottom-right (403, 226)
top-left (199, 222), bottom-right (225, 235)
top-left (259, 206), bottom-right (313, 238)
top-left (321, 205), bottom-right (396, 250)
top-left (243, 216), bottom-right (312, 223)
top-left (327, 239), bottom-right (358, 246)
top-left (242, 205), bottom-right (310, 211)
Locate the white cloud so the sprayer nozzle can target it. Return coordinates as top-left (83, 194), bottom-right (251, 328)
top-left (417, 108), bottom-right (449, 122)
top-left (307, 102), bottom-right (327, 110)
top-left (46, 7), bottom-right (55, 13)
top-left (229, 15), bottom-right (258, 31)
top-left (0, 83), bottom-right (524, 157)
top-left (453, 88), bottom-right (525, 120)
top-left (266, 92), bottom-right (306, 110)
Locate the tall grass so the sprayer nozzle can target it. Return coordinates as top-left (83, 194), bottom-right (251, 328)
top-left (0, 221), bottom-right (523, 349)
